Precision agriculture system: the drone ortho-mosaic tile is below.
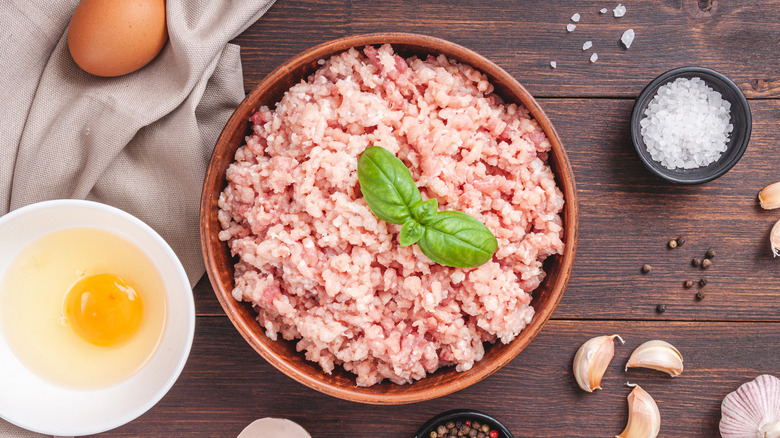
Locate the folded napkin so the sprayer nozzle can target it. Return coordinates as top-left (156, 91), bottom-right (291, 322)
top-left (1, 0), bottom-right (275, 288)
top-left (0, 0), bottom-right (273, 435)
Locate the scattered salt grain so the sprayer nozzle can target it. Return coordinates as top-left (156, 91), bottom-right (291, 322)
top-left (590, 53), bottom-right (598, 63)
top-left (621, 29), bottom-right (635, 48)
top-left (567, 23), bottom-right (576, 32)
top-left (614, 3), bottom-right (626, 17)
top-left (640, 77), bottom-right (733, 170)
top-left (571, 13), bottom-right (581, 22)
top-left (550, 61), bottom-right (557, 68)
top-left (600, 8), bottom-right (608, 14)
top-left (583, 41), bottom-right (593, 50)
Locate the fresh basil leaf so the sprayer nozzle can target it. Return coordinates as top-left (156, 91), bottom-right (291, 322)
top-left (399, 220), bottom-right (425, 246)
top-left (357, 146), bottom-right (422, 225)
top-left (410, 198), bottom-right (438, 224)
top-left (417, 211), bottom-right (498, 268)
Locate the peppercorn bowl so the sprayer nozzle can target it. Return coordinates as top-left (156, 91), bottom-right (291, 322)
top-left (630, 66), bottom-right (752, 184)
top-left (200, 33), bottom-right (578, 404)
top-left (414, 409), bottom-right (514, 438)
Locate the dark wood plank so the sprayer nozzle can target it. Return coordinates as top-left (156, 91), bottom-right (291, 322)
top-left (232, 0), bottom-right (780, 98)
top-left (100, 317), bottom-right (780, 437)
top-left (195, 98), bottom-right (780, 321)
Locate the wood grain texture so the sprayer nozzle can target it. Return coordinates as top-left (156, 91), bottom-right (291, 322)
top-left (232, 0), bottom-right (780, 98)
top-left (100, 317), bottom-right (780, 437)
top-left (111, 1), bottom-right (780, 436)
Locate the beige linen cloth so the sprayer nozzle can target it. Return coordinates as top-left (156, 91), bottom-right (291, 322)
top-left (0, 0), bottom-right (274, 436)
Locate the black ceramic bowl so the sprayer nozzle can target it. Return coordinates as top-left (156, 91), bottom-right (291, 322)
top-left (629, 66), bottom-right (751, 184)
top-left (414, 409), bottom-right (514, 438)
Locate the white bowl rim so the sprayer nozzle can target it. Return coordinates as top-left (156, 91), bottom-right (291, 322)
top-left (0, 199), bottom-right (196, 436)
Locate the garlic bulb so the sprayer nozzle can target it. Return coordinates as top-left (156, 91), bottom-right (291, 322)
top-left (573, 334), bottom-right (624, 392)
top-left (616, 384), bottom-right (661, 438)
top-left (237, 418), bottom-right (311, 438)
top-left (625, 340), bottom-right (683, 377)
top-left (720, 375), bottom-right (780, 438)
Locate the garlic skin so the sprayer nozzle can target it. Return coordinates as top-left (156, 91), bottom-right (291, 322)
top-left (617, 384), bottom-right (661, 438)
top-left (759, 182), bottom-right (780, 210)
top-left (573, 334), bottom-right (624, 392)
top-left (771, 219), bottom-right (780, 258)
top-left (625, 340), bottom-right (683, 377)
top-left (720, 374), bottom-right (780, 438)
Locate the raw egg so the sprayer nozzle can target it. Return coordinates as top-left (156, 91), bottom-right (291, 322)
top-left (67, 0), bottom-right (168, 77)
top-left (0, 228), bottom-right (167, 389)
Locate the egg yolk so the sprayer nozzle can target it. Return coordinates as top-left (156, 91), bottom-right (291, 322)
top-left (63, 274), bottom-right (143, 347)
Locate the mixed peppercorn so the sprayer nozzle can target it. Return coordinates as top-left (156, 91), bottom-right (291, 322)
top-left (643, 238), bottom-right (718, 311)
top-left (429, 419), bottom-right (500, 438)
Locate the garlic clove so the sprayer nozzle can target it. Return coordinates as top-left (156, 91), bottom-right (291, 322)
top-left (720, 374), bottom-right (780, 438)
top-left (573, 334), bottom-right (624, 392)
top-left (759, 182), bottom-right (780, 210)
top-left (616, 384), bottom-right (661, 438)
top-left (625, 340), bottom-right (684, 377)
top-left (771, 219), bottom-right (780, 258)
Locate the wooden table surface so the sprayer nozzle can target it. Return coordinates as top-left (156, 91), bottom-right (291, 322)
top-left (103, 1), bottom-right (780, 436)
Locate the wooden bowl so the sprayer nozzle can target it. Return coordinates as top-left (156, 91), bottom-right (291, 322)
top-left (200, 33), bottom-right (578, 405)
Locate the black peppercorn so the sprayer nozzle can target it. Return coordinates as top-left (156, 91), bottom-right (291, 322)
top-left (469, 429), bottom-right (478, 438)
top-left (477, 433), bottom-right (486, 438)
top-left (641, 264), bottom-right (652, 273)
top-left (684, 280), bottom-right (693, 288)
top-left (676, 236), bottom-right (685, 246)
top-left (705, 249), bottom-right (716, 259)
top-left (691, 257), bottom-right (700, 267)
top-left (699, 278), bottom-right (707, 287)
top-left (446, 422), bottom-right (455, 430)
top-left (701, 259), bottom-right (712, 269)
top-left (668, 239), bottom-right (677, 249)
top-left (438, 425), bottom-right (448, 435)
top-left (656, 304), bottom-right (666, 313)
top-left (696, 290), bottom-right (706, 300)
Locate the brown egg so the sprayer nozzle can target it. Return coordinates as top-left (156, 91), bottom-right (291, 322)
top-left (68, 0), bottom-right (168, 77)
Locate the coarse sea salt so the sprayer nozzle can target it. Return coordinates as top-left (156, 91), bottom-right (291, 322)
top-left (590, 53), bottom-right (598, 62)
top-left (550, 61), bottom-right (557, 68)
top-left (571, 13), bottom-right (581, 22)
top-left (567, 23), bottom-right (576, 32)
top-left (614, 3), bottom-right (626, 17)
top-left (600, 8), bottom-right (608, 14)
top-left (640, 77), bottom-right (733, 170)
top-left (621, 28), bottom-right (635, 48)
top-left (583, 41), bottom-right (593, 50)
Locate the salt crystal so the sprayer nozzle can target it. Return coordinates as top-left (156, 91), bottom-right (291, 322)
top-left (600, 8), bottom-right (608, 13)
top-left (583, 41), bottom-right (593, 50)
top-left (621, 29), bottom-right (635, 48)
top-left (640, 77), bottom-right (733, 170)
top-left (614, 3), bottom-right (626, 17)
top-left (567, 23), bottom-right (576, 32)
top-left (590, 53), bottom-right (598, 63)
top-left (571, 13), bottom-right (581, 22)
top-left (550, 61), bottom-right (557, 69)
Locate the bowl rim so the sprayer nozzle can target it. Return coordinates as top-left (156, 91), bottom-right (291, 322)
top-left (200, 32), bottom-right (578, 404)
top-left (629, 66), bottom-right (752, 184)
top-left (0, 199), bottom-right (195, 436)
top-left (413, 409), bottom-right (514, 438)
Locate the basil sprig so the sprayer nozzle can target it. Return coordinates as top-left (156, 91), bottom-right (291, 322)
top-left (357, 146), bottom-right (497, 268)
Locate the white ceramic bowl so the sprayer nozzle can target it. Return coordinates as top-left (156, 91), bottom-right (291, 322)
top-left (0, 200), bottom-right (195, 436)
